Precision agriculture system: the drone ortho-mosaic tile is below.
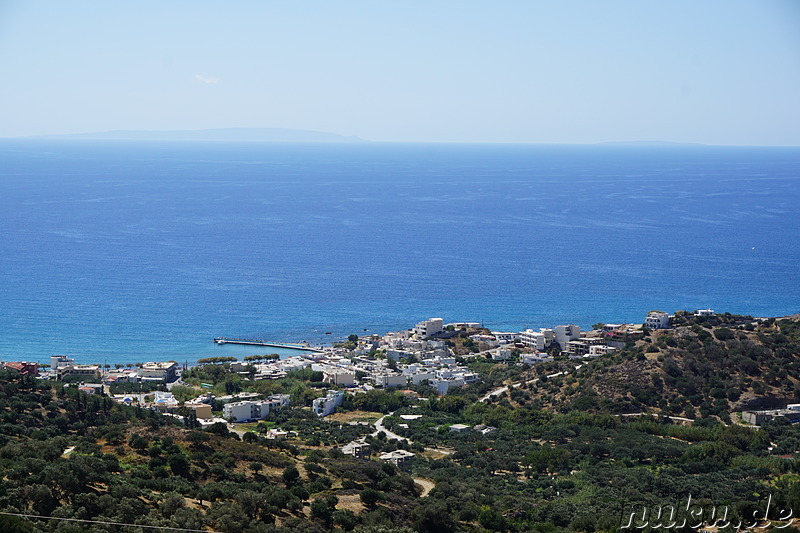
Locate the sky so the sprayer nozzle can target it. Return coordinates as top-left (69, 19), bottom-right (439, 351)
top-left (0, 1), bottom-right (798, 145)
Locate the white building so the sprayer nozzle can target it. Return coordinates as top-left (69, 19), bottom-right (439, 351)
top-left (554, 325), bottom-right (581, 349)
top-left (376, 373), bottom-right (408, 388)
top-left (152, 391), bottom-right (179, 411)
top-left (492, 349), bottom-right (513, 361)
top-left (263, 394), bottom-right (291, 410)
top-left (139, 361), bottom-right (178, 382)
top-left (445, 322), bottom-right (480, 329)
top-left (50, 355), bottom-right (75, 371)
top-left (223, 400), bottom-right (269, 422)
top-left (414, 318), bottom-right (443, 338)
top-left (644, 311), bottom-right (670, 329)
top-left (519, 329), bottom-right (546, 350)
top-left (312, 390), bottom-right (345, 417)
top-left (492, 331), bottom-right (519, 344)
top-left (386, 349), bottom-right (413, 362)
top-left (323, 370), bottom-right (355, 386)
top-left (696, 309), bottom-right (716, 317)
top-left (222, 394), bottom-right (290, 422)
top-left (408, 372), bottom-right (435, 385)
top-left (469, 334), bottom-right (498, 348)
top-left (57, 364), bottom-right (101, 380)
top-left (521, 353), bottom-right (552, 365)
top-left (588, 345), bottom-right (617, 356)
top-left (431, 377), bottom-right (465, 395)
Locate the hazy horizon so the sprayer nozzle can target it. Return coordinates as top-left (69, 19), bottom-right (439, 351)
top-left (5, 127), bottom-right (800, 148)
top-left (1, 1), bottom-right (798, 146)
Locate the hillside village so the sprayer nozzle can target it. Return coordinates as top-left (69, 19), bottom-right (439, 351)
top-left (1, 312), bottom-right (675, 421)
top-left (3, 309), bottom-right (800, 532)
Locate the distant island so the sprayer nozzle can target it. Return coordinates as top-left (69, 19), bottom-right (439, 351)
top-left (26, 127), bottom-right (366, 143)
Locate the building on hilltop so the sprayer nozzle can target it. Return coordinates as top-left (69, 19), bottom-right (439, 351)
top-left (414, 318), bottom-right (443, 338)
top-left (446, 322), bottom-right (480, 328)
top-left (696, 309), bottom-right (716, 317)
top-left (644, 311), bottom-right (670, 329)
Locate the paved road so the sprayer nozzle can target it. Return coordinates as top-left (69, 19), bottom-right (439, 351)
top-left (372, 413), bottom-right (406, 441)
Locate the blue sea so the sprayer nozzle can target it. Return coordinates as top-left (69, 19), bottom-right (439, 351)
top-left (1, 140), bottom-right (799, 366)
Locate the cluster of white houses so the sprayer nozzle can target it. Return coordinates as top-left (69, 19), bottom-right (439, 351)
top-left (207, 311), bottom-right (698, 419)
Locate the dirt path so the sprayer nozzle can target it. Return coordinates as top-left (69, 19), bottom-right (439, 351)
top-left (414, 477), bottom-right (435, 498)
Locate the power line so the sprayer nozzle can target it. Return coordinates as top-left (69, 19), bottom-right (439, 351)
top-left (0, 511), bottom-right (220, 532)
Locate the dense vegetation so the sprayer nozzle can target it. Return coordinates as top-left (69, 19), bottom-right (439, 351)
top-left (2, 313), bottom-right (800, 532)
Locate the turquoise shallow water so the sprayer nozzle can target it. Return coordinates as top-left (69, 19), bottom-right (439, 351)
top-left (1, 140), bottom-right (799, 365)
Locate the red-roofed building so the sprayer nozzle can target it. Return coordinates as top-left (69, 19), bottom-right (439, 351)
top-left (4, 361), bottom-right (38, 376)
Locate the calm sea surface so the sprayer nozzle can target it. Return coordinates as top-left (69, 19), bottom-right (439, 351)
top-left (1, 140), bottom-right (798, 365)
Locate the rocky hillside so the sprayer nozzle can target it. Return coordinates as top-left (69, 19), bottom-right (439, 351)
top-left (524, 312), bottom-right (800, 422)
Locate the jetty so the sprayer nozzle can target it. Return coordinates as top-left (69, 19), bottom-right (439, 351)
top-left (213, 337), bottom-right (325, 353)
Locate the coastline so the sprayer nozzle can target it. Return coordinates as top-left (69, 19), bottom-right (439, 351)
top-left (5, 309), bottom-right (797, 369)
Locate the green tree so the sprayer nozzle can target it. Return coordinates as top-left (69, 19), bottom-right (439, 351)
top-left (360, 487), bottom-right (381, 507)
top-left (282, 465), bottom-right (300, 486)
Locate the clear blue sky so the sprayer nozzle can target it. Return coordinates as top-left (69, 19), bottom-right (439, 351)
top-left (1, 1), bottom-right (798, 144)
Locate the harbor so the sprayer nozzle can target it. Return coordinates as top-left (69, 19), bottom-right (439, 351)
top-left (213, 337), bottom-right (325, 353)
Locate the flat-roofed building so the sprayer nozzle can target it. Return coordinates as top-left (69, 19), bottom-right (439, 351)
top-left (589, 345), bottom-right (616, 356)
top-left (554, 325), bottom-right (581, 349)
top-left (223, 400), bottom-right (268, 422)
top-left (50, 355), bottom-right (74, 370)
top-left (414, 318), bottom-right (443, 338)
top-left (57, 365), bottom-right (101, 380)
top-left (379, 449), bottom-right (415, 470)
top-left (342, 439), bottom-right (371, 459)
top-left (188, 403), bottom-right (212, 420)
top-left (519, 329), bottom-right (546, 350)
top-left (139, 361), bottom-right (178, 382)
top-left (152, 391), bottom-right (179, 411)
top-left (644, 311), bottom-right (670, 330)
top-left (323, 370), bottom-right (355, 386)
top-left (312, 390), bottom-right (345, 417)
top-left (492, 331), bottom-right (519, 344)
